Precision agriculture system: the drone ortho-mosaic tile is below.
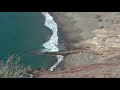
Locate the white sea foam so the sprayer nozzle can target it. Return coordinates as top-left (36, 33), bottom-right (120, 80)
top-left (42, 12), bottom-right (64, 71)
top-left (49, 55), bottom-right (64, 71)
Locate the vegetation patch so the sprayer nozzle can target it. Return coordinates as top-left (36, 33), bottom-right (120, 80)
top-left (0, 55), bottom-right (33, 78)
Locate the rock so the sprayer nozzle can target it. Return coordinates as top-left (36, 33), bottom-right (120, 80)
top-left (31, 49), bottom-right (82, 56)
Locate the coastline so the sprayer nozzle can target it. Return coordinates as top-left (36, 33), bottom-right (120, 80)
top-left (49, 12), bottom-right (101, 69)
top-left (49, 12), bottom-right (120, 69)
top-left (41, 12), bottom-right (64, 71)
top-left (49, 12), bottom-right (68, 70)
top-left (31, 12), bottom-right (120, 78)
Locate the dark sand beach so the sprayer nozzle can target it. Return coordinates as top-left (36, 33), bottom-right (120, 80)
top-left (32, 12), bottom-right (120, 78)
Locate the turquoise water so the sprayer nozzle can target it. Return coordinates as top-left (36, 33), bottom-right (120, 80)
top-left (0, 12), bottom-right (57, 69)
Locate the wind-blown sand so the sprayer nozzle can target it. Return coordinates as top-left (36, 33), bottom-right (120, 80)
top-left (32, 12), bottom-right (120, 78)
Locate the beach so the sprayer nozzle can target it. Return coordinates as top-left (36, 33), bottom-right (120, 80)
top-left (50, 12), bottom-right (120, 68)
top-left (32, 12), bottom-right (120, 78)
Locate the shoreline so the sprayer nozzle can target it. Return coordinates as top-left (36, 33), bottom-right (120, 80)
top-left (48, 12), bottom-right (120, 69)
top-left (41, 12), bottom-right (64, 71)
top-left (49, 12), bottom-right (69, 70)
top-left (49, 12), bottom-right (100, 70)
top-left (31, 12), bottom-right (120, 78)
top-left (49, 13), bottom-right (66, 51)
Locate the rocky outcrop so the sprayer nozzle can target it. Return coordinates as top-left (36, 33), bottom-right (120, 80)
top-left (31, 49), bottom-right (82, 56)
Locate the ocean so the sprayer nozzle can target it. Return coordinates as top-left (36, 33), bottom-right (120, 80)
top-left (0, 12), bottom-right (63, 70)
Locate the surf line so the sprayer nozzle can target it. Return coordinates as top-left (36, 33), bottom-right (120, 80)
top-left (41, 12), bottom-right (64, 71)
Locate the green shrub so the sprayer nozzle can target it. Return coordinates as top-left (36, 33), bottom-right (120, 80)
top-left (0, 55), bottom-right (33, 78)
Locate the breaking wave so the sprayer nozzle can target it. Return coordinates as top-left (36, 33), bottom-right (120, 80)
top-left (42, 12), bottom-right (64, 71)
